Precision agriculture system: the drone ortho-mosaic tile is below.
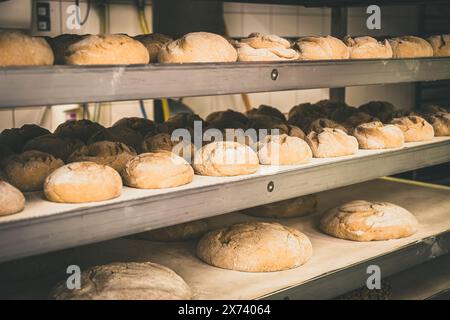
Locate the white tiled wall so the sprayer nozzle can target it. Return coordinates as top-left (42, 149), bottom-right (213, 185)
top-left (0, 1), bottom-right (420, 131)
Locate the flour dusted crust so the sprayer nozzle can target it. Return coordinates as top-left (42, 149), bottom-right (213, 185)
top-left (344, 36), bottom-right (393, 59)
top-left (44, 162), bottom-right (122, 203)
top-left (388, 36), bottom-right (433, 58)
top-left (4, 151), bottom-right (64, 192)
top-left (320, 200), bottom-right (418, 241)
top-left (65, 34), bottom-right (149, 65)
top-left (122, 152), bottom-right (194, 189)
top-left (427, 35), bottom-right (450, 56)
top-left (257, 134), bottom-right (312, 165)
top-left (296, 36), bottom-right (349, 60)
top-left (52, 262), bottom-right (192, 300)
top-left (67, 141), bottom-right (137, 173)
top-left (134, 220), bottom-right (209, 242)
top-left (158, 32), bottom-right (237, 63)
top-left (353, 121), bottom-right (404, 149)
top-left (426, 112), bottom-right (450, 136)
top-left (23, 134), bottom-right (84, 162)
top-left (134, 33), bottom-right (173, 62)
top-left (193, 141), bottom-right (259, 176)
top-left (237, 33), bottom-right (298, 61)
top-left (0, 181), bottom-right (25, 216)
top-left (197, 221), bottom-right (313, 272)
top-left (54, 120), bottom-right (105, 143)
top-left (0, 31), bottom-right (54, 66)
top-left (242, 194), bottom-right (317, 219)
top-left (390, 115), bottom-right (434, 142)
top-left (306, 128), bottom-right (359, 158)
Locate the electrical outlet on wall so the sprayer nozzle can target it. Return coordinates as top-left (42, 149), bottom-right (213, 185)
top-left (31, 0), bottom-right (61, 36)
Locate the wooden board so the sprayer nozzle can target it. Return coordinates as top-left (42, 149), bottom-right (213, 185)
top-left (0, 178), bottom-right (449, 299)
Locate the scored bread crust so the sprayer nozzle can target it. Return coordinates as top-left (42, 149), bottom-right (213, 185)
top-left (197, 221), bottom-right (313, 272)
top-left (257, 134), bottom-right (312, 165)
top-left (426, 112), bottom-right (450, 136)
top-left (427, 34), bottom-right (450, 56)
top-left (388, 36), bottom-right (433, 58)
top-left (320, 200), bottom-right (418, 241)
top-left (296, 36), bottom-right (349, 60)
top-left (344, 36), bottom-right (393, 59)
top-left (353, 121), bottom-right (405, 149)
top-left (390, 115), bottom-right (434, 142)
top-left (306, 128), bottom-right (359, 158)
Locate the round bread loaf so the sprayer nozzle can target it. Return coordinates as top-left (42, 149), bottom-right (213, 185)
top-left (47, 34), bottom-right (88, 64)
top-left (134, 220), bottom-right (209, 242)
top-left (134, 33), bottom-right (173, 62)
top-left (246, 105), bottom-right (286, 122)
top-left (23, 134), bottom-right (84, 161)
top-left (296, 36), bottom-right (349, 60)
top-left (193, 141), bottom-right (259, 176)
top-left (65, 34), bottom-right (149, 65)
top-left (242, 33), bottom-right (292, 49)
top-left (257, 134), bottom-right (312, 165)
top-left (197, 221), bottom-right (313, 272)
top-left (67, 141), bottom-right (136, 173)
top-left (206, 109), bottom-right (249, 128)
top-left (0, 180), bottom-right (25, 216)
top-left (426, 112), bottom-right (450, 136)
top-left (141, 133), bottom-right (195, 162)
top-left (54, 120), bottom-right (105, 143)
top-left (87, 127), bottom-right (143, 152)
top-left (0, 124), bottom-right (50, 153)
top-left (320, 200), bottom-right (418, 241)
top-left (122, 152), bottom-right (194, 189)
top-left (358, 101), bottom-right (396, 123)
top-left (344, 36), bottom-right (393, 59)
top-left (306, 118), bottom-right (347, 134)
top-left (52, 262), bottom-right (192, 300)
top-left (3, 151), bottom-right (64, 192)
top-left (388, 36), bottom-right (433, 58)
top-left (112, 117), bottom-right (157, 137)
top-left (427, 34), bottom-right (450, 56)
top-left (390, 115), bottom-right (434, 142)
top-left (0, 31), bottom-right (54, 66)
top-left (421, 105), bottom-right (450, 115)
top-left (353, 121), bottom-right (404, 149)
top-left (236, 33), bottom-right (298, 61)
top-left (158, 32), bottom-right (237, 63)
top-left (241, 194), bottom-right (317, 218)
top-left (44, 162), bottom-right (122, 203)
top-left (306, 128), bottom-right (359, 158)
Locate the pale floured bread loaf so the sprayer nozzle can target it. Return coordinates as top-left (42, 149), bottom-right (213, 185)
top-left (296, 36), bottom-right (349, 60)
top-left (158, 32), bottom-right (237, 63)
top-left (0, 180), bottom-right (25, 216)
top-left (242, 194), bottom-right (317, 218)
top-left (44, 162), bottom-right (122, 203)
top-left (320, 200), bottom-right (418, 241)
top-left (0, 31), bottom-right (54, 66)
top-left (353, 121), bottom-right (404, 149)
top-left (122, 152), bottom-right (194, 189)
top-left (134, 220), bottom-right (209, 242)
top-left (306, 128), bottom-right (359, 158)
top-left (427, 34), bottom-right (450, 56)
top-left (197, 222), bottom-right (313, 272)
top-left (52, 262), bottom-right (192, 300)
top-left (134, 33), bottom-right (173, 62)
top-left (193, 141), bottom-right (259, 176)
top-left (257, 134), bottom-right (312, 165)
top-left (344, 36), bottom-right (393, 59)
top-left (237, 33), bottom-right (298, 61)
top-left (67, 141), bottom-right (137, 173)
top-left (141, 133), bottom-right (195, 162)
top-left (390, 115), bottom-right (434, 142)
top-left (4, 151), bottom-right (64, 192)
top-left (388, 36), bottom-right (433, 58)
top-left (426, 112), bottom-right (450, 136)
top-left (65, 34), bottom-right (149, 65)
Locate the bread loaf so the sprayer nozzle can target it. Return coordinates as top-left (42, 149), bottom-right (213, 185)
top-left (358, 101), bottom-right (396, 123)
top-left (0, 31), bottom-right (54, 66)
top-left (257, 134), bottom-right (312, 165)
top-left (141, 133), bottom-right (195, 162)
top-left (158, 32), bottom-right (237, 63)
top-left (237, 33), bottom-right (298, 61)
top-left (122, 152), bottom-right (194, 189)
top-left (52, 262), bottom-right (192, 300)
top-left (134, 220), bottom-right (209, 242)
top-left (0, 124), bottom-right (50, 153)
top-left (23, 134), bottom-right (84, 162)
top-left (112, 117), bottom-right (157, 137)
top-left (87, 127), bottom-right (143, 152)
top-left (388, 36), bottom-right (433, 58)
top-left (197, 221), bottom-right (313, 272)
top-left (344, 36), bottom-right (393, 59)
top-left (65, 34), bottom-right (149, 65)
top-left (306, 118), bottom-right (347, 134)
top-left (390, 115), bottom-right (434, 142)
top-left (241, 194), bottom-right (317, 218)
top-left (296, 36), bottom-right (349, 60)
top-left (0, 181), bottom-right (25, 216)
top-left (320, 200), bottom-right (418, 241)
top-left (48, 34), bottom-right (88, 64)
top-left (246, 105), bottom-right (287, 123)
top-left (54, 120), bottom-right (105, 143)
top-left (67, 141), bottom-right (136, 173)
top-left (306, 128), bottom-right (359, 158)
top-left (134, 33), bottom-right (173, 62)
top-left (44, 162), bottom-right (122, 203)
top-left (353, 121), bottom-right (404, 149)
top-left (427, 34), bottom-right (450, 56)
top-left (4, 151), bottom-right (64, 192)
top-left (193, 141), bottom-right (259, 176)
top-left (426, 112), bottom-right (450, 136)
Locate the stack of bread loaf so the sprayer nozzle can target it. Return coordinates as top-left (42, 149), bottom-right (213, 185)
top-left (1, 30), bottom-right (448, 66)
